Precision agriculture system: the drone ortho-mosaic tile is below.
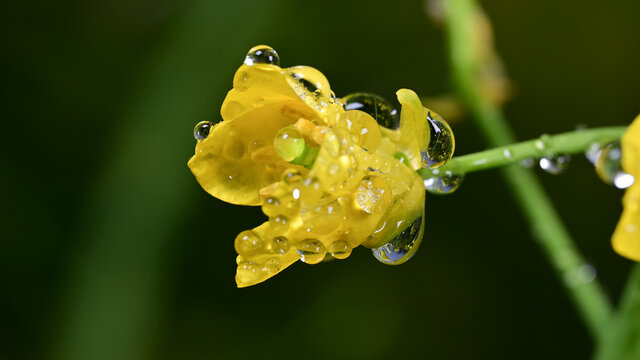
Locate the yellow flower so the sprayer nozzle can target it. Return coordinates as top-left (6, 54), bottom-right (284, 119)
top-left (188, 46), bottom-right (449, 287)
top-left (612, 114), bottom-right (640, 261)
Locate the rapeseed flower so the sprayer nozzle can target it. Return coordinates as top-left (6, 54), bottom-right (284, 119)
top-left (188, 46), bottom-right (449, 287)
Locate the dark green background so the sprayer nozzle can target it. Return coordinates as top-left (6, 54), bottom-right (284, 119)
top-left (2, 0), bottom-right (639, 359)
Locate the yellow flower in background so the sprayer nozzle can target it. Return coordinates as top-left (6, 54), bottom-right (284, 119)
top-left (188, 46), bottom-right (453, 287)
top-left (612, 114), bottom-right (640, 261)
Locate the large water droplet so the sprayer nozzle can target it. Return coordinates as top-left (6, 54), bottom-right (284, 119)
top-left (341, 93), bottom-right (399, 129)
top-left (262, 196), bottom-right (281, 217)
top-left (354, 176), bottom-right (391, 214)
top-left (329, 240), bottom-right (352, 260)
top-left (270, 236), bottom-right (290, 254)
top-left (274, 126), bottom-right (305, 162)
top-left (595, 141), bottom-right (635, 189)
top-left (372, 216), bottom-right (424, 265)
top-left (424, 169), bottom-right (464, 194)
top-left (244, 45), bottom-right (280, 66)
top-left (297, 239), bottom-right (326, 264)
top-left (421, 111), bottom-right (455, 169)
top-left (539, 153), bottom-right (570, 174)
top-left (193, 121), bottom-right (213, 142)
top-left (234, 230), bottom-right (263, 256)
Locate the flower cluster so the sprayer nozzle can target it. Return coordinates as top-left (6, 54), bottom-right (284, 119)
top-left (612, 114), bottom-right (640, 261)
top-left (188, 46), bottom-right (447, 287)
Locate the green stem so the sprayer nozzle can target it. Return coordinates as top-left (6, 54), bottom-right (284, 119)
top-left (418, 126), bottom-right (626, 178)
top-left (446, 0), bottom-right (612, 339)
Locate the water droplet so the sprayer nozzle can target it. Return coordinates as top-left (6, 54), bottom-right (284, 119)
top-left (244, 45), bottom-right (280, 66)
top-left (503, 149), bottom-right (512, 159)
top-left (354, 176), bottom-right (391, 214)
top-left (234, 230), bottom-right (263, 256)
top-left (539, 153), bottom-right (570, 174)
top-left (424, 169), bottom-right (464, 194)
top-left (372, 216), bottom-right (424, 265)
top-left (274, 126), bottom-right (305, 162)
top-left (262, 196), bottom-right (281, 217)
top-left (595, 141), bottom-right (635, 189)
top-left (193, 121), bottom-right (213, 142)
top-left (223, 100), bottom-right (245, 118)
top-left (222, 140), bottom-right (245, 160)
top-left (237, 261), bottom-right (263, 283)
top-left (297, 239), bottom-right (326, 264)
top-left (263, 258), bottom-right (281, 274)
top-left (329, 240), bottom-right (352, 259)
top-left (521, 158), bottom-right (535, 168)
top-left (269, 215), bottom-right (289, 233)
top-left (270, 236), bottom-right (290, 254)
top-left (421, 112), bottom-right (455, 169)
top-left (282, 168), bottom-right (303, 186)
top-left (564, 264), bottom-right (597, 287)
top-left (341, 93), bottom-right (399, 129)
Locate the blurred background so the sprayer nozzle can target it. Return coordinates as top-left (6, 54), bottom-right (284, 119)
top-left (2, 0), bottom-right (640, 359)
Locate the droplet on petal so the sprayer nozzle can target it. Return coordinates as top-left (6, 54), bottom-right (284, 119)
top-left (274, 126), bottom-right (306, 162)
top-left (341, 92), bottom-right (399, 129)
top-left (244, 45), bottom-right (280, 66)
top-left (372, 216), bottom-right (424, 265)
top-left (234, 230), bottom-right (263, 256)
top-left (329, 240), bottom-right (352, 260)
top-left (297, 239), bottom-right (326, 264)
top-left (193, 121), bottom-right (213, 142)
top-left (421, 111), bottom-right (455, 169)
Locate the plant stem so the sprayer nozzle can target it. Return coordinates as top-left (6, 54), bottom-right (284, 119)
top-left (445, 0), bottom-right (612, 339)
top-left (418, 126), bottom-right (626, 178)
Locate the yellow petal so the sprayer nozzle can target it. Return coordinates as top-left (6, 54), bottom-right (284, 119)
top-left (396, 89), bottom-right (430, 169)
top-left (612, 184), bottom-right (640, 261)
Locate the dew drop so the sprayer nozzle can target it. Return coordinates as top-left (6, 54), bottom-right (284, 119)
top-left (263, 258), bottom-right (281, 274)
top-left (287, 66), bottom-right (331, 103)
top-left (424, 169), bottom-right (464, 195)
top-left (222, 140), bottom-right (245, 160)
top-left (421, 112), bottom-right (455, 169)
top-left (234, 230), bottom-right (263, 256)
top-left (282, 168), bottom-right (303, 186)
top-left (262, 196), bottom-right (281, 217)
top-left (340, 92), bottom-right (399, 129)
top-left (269, 215), bottom-right (289, 233)
top-left (372, 216), bottom-right (424, 265)
top-left (521, 158), bottom-right (535, 168)
top-left (354, 176), bottom-right (391, 214)
top-left (274, 126), bottom-right (305, 162)
top-left (329, 240), bottom-right (352, 260)
top-left (193, 121), bottom-right (213, 142)
top-left (595, 141), bottom-right (635, 189)
top-left (244, 45), bottom-right (280, 66)
top-left (297, 239), bottom-right (326, 264)
top-left (539, 153), bottom-right (570, 174)
top-left (270, 236), bottom-right (290, 254)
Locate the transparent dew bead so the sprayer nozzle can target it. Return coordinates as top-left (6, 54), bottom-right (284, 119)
top-left (274, 126), bottom-right (306, 162)
top-left (262, 196), bottom-right (281, 217)
top-left (287, 66), bottom-right (332, 101)
top-left (329, 240), bottom-right (352, 260)
top-left (521, 158), bottom-right (536, 168)
top-left (234, 230), bottom-right (263, 256)
top-left (595, 141), bottom-right (635, 189)
top-left (539, 153), bottom-right (571, 175)
top-left (341, 93), bottom-right (399, 129)
top-left (297, 239), bottom-right (326, 264)
top-left (193, 121), bottom-right (213, 142)
top-left (424, 170), bottom-right (464, 195)
top-left (281, 168), bottom-right (303, 186)
top-left (237, 261), bottom-right (263, 283)
top-left (421, 112), bottom-right (455, 169)
top-left (354, 176), bottom-right (391, 214)
top-left (263, 258), bottom-right (281, 274)
top-left (270, 236), bottom-right (290, 254)
top-left (244, 45), bottom-right (280, 66)
top-left (372, 216), bottom-right (424, 265)
top-left (269, 215), bottom-right (289, 233)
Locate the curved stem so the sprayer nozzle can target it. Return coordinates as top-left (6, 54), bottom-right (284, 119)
top-left (418, 126), bottom-right (626, 178)
top-left (446, 0), bottom-right (612, 339)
